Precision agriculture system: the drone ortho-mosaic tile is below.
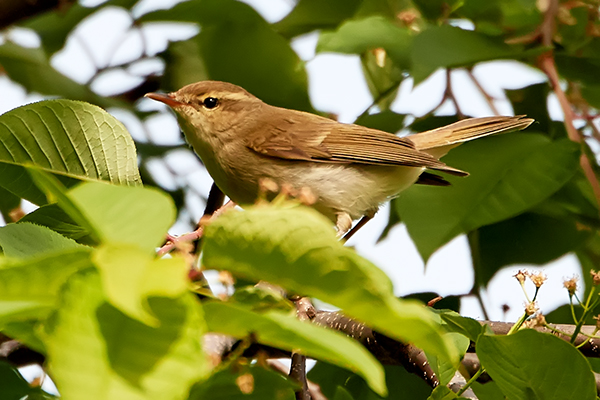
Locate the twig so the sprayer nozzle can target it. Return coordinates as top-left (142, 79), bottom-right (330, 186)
top-left (290, 297), bottom-right (316, 400)
top-left (467, 69), bottom-right (500, 116)
top-left (445, 69), bottom-right (465, 118)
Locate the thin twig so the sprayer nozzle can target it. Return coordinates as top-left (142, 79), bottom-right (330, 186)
top-left (467, 69), bottom-right (500, 116)
top-left (445, 69), bottom-right (465, 118)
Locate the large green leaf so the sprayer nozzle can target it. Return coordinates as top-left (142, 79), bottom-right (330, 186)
top-left (0, 249), bottom-right (92, 324)
top-left (67, 181), bottom-right (175, 251)
top-left (46, 271), bottom-right (209, 400)
top-left (0, 222), bottom-right (84, 258)
top-left (410, 25), bottom-right (525, 83)
top-left (273, 0), bottom-right (362, 38)
top-left (0, 42), bottom-right (124, 109)
top-left (203, 301), bottom-right (386, 396)
top-left (0, 99), bottom-right (141, 204)
top-left (477, 329), bottom-right (596, 400)
top-left (317, 16), bottom-right (412, 69)
top-left (93, 244), bottom-right (188, 325)
top-left (29, 171), bottom-right (174, 251)
top-left (141, 0), bottom-right (312, 111)
top-left (395, 134), bottom-right (580, 261)
top-left (202, 203), bottom-right (457, 365)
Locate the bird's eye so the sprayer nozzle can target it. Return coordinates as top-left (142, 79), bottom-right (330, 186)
top-left (202, 97), bottom-right (219, 109)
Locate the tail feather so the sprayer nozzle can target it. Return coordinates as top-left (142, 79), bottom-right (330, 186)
top-left (410, 115), bottom-right (534, 153)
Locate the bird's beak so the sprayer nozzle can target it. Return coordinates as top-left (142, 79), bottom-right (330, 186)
top-left (144, 92), bottom-right (184, 108)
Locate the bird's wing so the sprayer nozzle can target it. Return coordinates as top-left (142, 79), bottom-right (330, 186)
top-left (245, 108), bottom-right (467, 176)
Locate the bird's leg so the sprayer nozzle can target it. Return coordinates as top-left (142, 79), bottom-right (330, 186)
top-left (341, 214), bottom-right (373, 242)
top-left (158, 200), bottom-right (236, 256)
top-left (335, 212), bottom-right (353, 237)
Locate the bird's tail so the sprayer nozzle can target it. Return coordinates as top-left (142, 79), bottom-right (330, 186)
top-left (410, 115), bottom-right (534, 158)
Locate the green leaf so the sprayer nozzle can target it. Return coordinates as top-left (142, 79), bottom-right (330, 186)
top-left (581, 84), bottom-right (600, 110)
top-left (437, 310), bottom-right (484, 342)
top-left (425, 332), bottom-right (469, 386)
top-left (0, 42), bottom-right (125, 109)
top-left (308, 362), bottom-right (432, 400)
top-left (46, 271), bottom-right (209, 400)
top-left (202, 204), bottom-right (457, 365)
top-left (20, 204), bottom-right (95, 244)
top-left (93, 244), bottom-right (188, 325)
top-left (229, 286), bottom-right (295, 313)
top-left (395, 134), bottom-right (580, 261)
top-left (0, 99), bottom-right (141, 204)
top-left (555, 54), bottom-right (600, 86)
top-left (317, 16), bottom-right (412, 69)
top-left (273, 0), bottom-right (362, 38)
top-left (28, 174), bottom-right (174, 251)
top-left (470, 381), bottom-right (507, 400)
top-left (477, 329), bottom-right (596, 400)
top-left (474, 212), bottom-right (590, 287)
top-left (427, 385), bottom-right (458, 400)
top-left (203, 301), bottom-right (386, 397)
top-left (67, 181), bottom-right (175, 251)
top-left (188, 364), bottom-right (296, 400)
top-left (0, 185), bottom-right (19, 223)
top-left (27, 168), bottom-right (101, 243)
top-left (410, 25), bottom-right (523, 83)
top-left (0, 319), bottom-right (47, 354)
top-left (354, 110), bottom-right (406, 134)
top-left (0, 222), bottom-right (84, 258)
top-left (142, 0), bottom-right (312, 111)
top-left (0, 361), bottom-right (43, 400)
top-left (0, 249), bottom-right (92, 324)
top-left (506, 83), bottom-right (551, 136)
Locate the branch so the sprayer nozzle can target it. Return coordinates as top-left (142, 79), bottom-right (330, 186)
top-left (539, 53), bottom-right (600, 212)
top-left (536, 0), bottom-right (600, 212)
top-left (290, 297), bottom-right (316, 400)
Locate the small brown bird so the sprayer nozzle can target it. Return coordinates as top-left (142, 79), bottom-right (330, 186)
top-left (146, 81), bottom-right (533, 236)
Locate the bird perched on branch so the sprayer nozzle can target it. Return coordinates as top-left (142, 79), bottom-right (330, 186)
top-left (146, 81), bottom-right (533, 238)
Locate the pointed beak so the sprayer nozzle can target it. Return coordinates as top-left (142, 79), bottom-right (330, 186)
top-left (144, 92), bottom-right (184, 108)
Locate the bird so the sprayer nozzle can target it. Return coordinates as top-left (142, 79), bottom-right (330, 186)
top-left (145, 81), bottom-right (533, 238)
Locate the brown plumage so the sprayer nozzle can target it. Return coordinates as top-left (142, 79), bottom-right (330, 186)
top-left (146, 81), bottom-right (534, 235)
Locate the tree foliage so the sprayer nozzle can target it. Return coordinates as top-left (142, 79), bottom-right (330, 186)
top-left (1, 0), bottom-right (600, 399)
